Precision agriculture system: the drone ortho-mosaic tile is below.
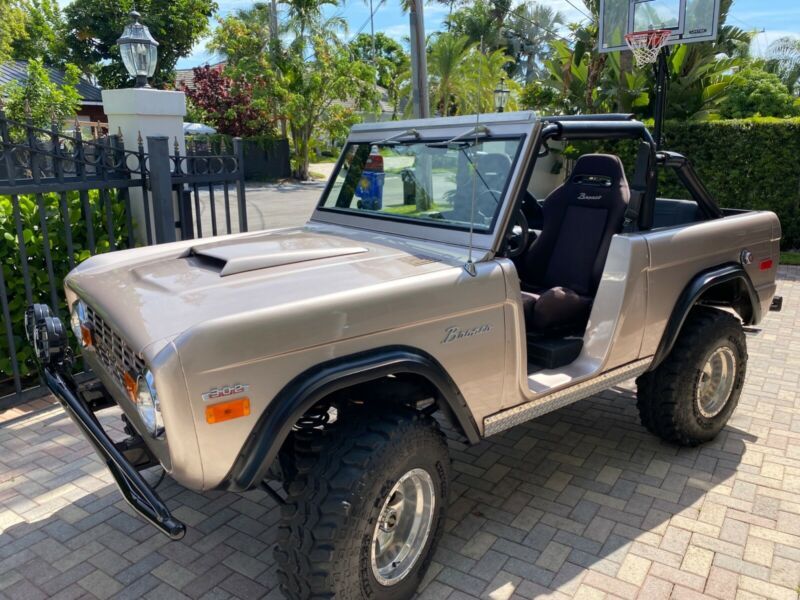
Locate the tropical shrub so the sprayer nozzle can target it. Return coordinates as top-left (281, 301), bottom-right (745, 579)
top-left (0, 190), bottom-right (127, 384)
top-left (2, 58), bottom-right (81, 130)
top-left (183, 65), bottom-right (279, 138)
top-left (719, 68), bottom-right (799, 119)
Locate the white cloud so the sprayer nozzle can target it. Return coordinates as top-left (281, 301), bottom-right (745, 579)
top-left (735, 9), bottom-right (800, 21)
top-left (381, 23), bottom-right (412, 42)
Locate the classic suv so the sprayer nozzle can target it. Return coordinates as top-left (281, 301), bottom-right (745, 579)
top-left (29, 112), bottom-right (781, 599)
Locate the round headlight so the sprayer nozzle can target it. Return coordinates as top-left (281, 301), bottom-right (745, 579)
top-left (70, 301), bottom-right (88, 346)
top-left (135, 371), bottom-right (164, 438)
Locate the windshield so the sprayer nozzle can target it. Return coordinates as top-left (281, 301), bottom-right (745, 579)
top-left (317, 137), bottom-right (524, 233)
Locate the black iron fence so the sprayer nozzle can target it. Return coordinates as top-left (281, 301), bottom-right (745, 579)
top-left (170, 137), bottom-right (248, 240)
top-left (0, 112), bottom-right (247, 408)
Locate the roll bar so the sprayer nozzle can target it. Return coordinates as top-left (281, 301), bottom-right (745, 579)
top-left (537, 118), bottom-right (723, 229)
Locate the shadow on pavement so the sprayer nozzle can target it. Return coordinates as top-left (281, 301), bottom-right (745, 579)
top-left (0, 383), bottom-right (753, 599)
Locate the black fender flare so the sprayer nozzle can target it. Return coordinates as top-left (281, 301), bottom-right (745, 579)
top-left (224, 345), bottom-right (480, 492)
top-left (649, 263), bottom-right (760, 370)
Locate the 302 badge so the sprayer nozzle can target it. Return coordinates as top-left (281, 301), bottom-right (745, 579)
top-left (201, 383), bottom-right (250, 402)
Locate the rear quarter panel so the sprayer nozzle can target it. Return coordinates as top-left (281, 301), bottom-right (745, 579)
top-left (640, 211), bottom-right (780, 357)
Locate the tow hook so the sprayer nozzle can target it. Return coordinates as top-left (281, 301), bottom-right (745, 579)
top-left (770, 296), bottom-right (783, 312)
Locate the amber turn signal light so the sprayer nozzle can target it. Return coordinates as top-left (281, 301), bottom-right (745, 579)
top-left (80, 324), bottom-right (93, 348)
top-left (123, 371), bottom-right (137, 402)
top-left (206, 397), bottom-right (250, 424)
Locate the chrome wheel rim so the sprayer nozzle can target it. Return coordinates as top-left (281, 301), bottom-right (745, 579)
top-left (370, 468), bottom-right (436, 586)
top-left (696, 346), bottom-right (737, 418)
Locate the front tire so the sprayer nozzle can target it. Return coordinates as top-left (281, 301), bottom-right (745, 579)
top-left (636, 307), bottom-right (747, 447)
top-left (275, 406), bottom-right (450, 600)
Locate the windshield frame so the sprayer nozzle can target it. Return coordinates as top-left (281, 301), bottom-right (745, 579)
top-left (310, 113), bottom-right (541, 252)
top-left (316, 136), bottom-right (526, 235)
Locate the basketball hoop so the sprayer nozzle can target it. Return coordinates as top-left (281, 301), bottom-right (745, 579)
top-left (625, 30), bottom-right (672, 67)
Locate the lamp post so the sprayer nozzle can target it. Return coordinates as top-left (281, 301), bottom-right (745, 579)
top-left (494, 77), bottom-right (510, 113)
top-left (117, 10), bottom-right (159, 88)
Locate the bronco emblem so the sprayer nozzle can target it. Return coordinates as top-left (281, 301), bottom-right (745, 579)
top-left (442, 325), bottom-right (492, 344)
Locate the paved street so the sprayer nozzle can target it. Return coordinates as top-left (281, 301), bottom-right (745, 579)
top-left (193, 180), bottom-right (324, 236)
top-left (1, 267), bottom-right (799, 600)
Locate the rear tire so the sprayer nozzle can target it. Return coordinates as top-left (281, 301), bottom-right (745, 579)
top-left (636, 307), bottom-right (747, 447)
top-left (275, 406), bottom-right (450, 600)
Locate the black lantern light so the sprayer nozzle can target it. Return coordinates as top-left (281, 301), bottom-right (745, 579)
top-left (494, 77), bottom-right (510, 113)
top-left (117, 10), bottom-right (159, 88)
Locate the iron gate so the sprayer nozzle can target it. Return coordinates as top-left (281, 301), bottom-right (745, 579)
top-left (0, 111), bottom-right (247, 408)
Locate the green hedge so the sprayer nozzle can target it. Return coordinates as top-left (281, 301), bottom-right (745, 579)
top-left (0, 191), bottom-right (127, 385)
top-left (659, 118), bottom-right (800, 249)
top-left (573, 118), bottom-right (800, 249)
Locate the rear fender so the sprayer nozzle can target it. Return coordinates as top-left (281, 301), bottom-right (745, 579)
top-left (649, 263), bottom-right (759, 370)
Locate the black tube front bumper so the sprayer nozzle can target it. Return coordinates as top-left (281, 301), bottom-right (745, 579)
top-left (41, 366), bottom-right (186, 540)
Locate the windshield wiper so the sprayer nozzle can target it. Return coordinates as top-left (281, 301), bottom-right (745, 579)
top-left (426, 125), bottom-right (491, 149)
top-left (371, 129), bottom-right (421, 146)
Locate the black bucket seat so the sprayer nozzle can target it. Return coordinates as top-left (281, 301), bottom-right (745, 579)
top-left (520, 154), bottom-right (630, 335)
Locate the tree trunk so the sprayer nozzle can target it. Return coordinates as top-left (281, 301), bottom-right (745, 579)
top-left (618, 51), bottom-right (633, 112)
top-left (408, 0), bottom-right (430, 119)
top-left (290, 123), bottom-right (308, 181)
top-left (584, 54), bottom-right (607, 111)
top-left (294, 124), bottom-right (312, 181)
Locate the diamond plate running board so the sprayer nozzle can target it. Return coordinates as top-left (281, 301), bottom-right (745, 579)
top-left (483, 358), bottom-right (653, 437)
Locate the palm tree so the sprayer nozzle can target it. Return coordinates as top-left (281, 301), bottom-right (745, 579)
top-left (767, 36), bottom-right (800, 94)
top-left (458, 47), bottom-right (518, 113)
top-left (233, 3), bottom-right (274, 54)
top-left (504, 3), bottom-right (565, 82)
top-left (426, 33), bottom-right (473, 115)
top-left (284, 0), bottom-right (346, 43)
top-left (445, 0), bottom-right (507, 50)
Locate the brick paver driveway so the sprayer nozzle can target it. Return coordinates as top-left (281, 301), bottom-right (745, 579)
top-left (2, 268), bottom-right (799, 600)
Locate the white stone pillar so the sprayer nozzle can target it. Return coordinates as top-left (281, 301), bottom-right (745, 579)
top-left (101, 89), bottom-right (186, 244)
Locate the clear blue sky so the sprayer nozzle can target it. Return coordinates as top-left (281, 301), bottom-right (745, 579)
top-left (176, 0), bottom-right (800, 68)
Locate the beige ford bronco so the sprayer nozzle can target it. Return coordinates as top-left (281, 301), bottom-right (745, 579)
top-left (29, 112), bottom-right (782, 599)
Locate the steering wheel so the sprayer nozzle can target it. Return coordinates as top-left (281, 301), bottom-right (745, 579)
top-left (505, 209), bottom-right (530, 259)
top-left (475, 189), bottom-right (503, 221)
top-left (521, 191), bottom-right (544, 230)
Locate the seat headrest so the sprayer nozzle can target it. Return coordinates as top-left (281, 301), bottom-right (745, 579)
top-left (558, 154), bottom-right (630, 208)
top-left (570, 154), bottom-right (628, 189)
top-left (477, 153), bottom-right (512, 175)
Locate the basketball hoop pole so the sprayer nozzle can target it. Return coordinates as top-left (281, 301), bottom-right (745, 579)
top-left (653, 45), bottom-right (670, 150)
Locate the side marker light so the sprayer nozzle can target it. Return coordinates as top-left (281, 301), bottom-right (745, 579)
top-left (206, 398), bottom-right (250, 424)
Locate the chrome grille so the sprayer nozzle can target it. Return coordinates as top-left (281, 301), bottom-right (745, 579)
top-left (85, 304), bottom-right (145, 389)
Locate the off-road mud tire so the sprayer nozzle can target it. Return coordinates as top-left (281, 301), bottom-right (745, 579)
top-left (636, 307), bottom-right (747, 447)
top-left (275, 406), bottom-right (450, 600)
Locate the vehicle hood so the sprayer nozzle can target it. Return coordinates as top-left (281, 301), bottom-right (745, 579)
top-left (65, 224), bottom-right (464, 355)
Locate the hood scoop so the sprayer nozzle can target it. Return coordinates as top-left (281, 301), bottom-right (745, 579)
top-left (189, 242), bottom-right (369, 276)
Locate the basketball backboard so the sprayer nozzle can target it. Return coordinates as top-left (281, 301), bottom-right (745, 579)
top-left (599, 0), bottom-right (721, 53)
